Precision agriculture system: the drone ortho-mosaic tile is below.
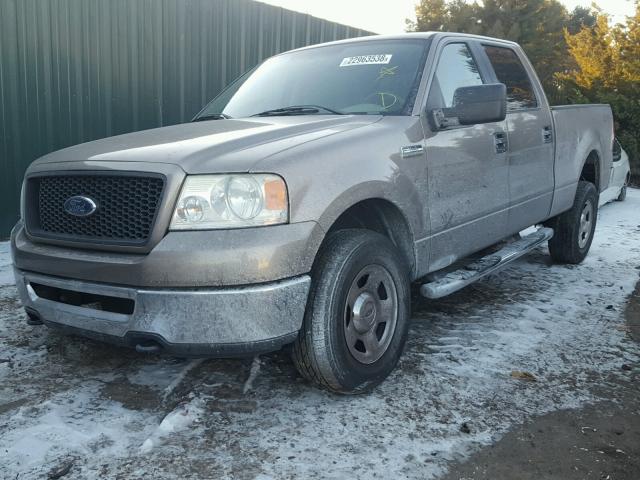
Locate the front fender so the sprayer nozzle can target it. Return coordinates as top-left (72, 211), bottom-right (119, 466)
top-left (313, 179), bottom-right (425, 239)
top-left (255, 116), bottom-right (429, 239)
top-left (253, 116), bottom-right (430, 275)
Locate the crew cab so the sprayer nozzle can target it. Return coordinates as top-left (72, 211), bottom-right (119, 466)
top-left (11, 33), bottom-right (613, 393)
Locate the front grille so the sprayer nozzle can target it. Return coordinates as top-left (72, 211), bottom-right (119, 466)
top-left (26, 174), bottom-right (165, 246)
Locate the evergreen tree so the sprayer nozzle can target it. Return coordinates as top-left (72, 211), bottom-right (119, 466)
top-left (560, 4), bottom-right (640, 180)
top-left (408, 0), bottom-right (639, 181)
top-left (408, 0), bottom-right (571, 92)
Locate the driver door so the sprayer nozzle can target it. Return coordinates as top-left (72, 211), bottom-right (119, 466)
top-left (421, 39), bottom-right (510, 271)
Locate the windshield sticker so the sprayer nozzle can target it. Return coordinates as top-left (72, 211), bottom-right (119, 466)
top-left (339, 54), bottom-right (393, 67)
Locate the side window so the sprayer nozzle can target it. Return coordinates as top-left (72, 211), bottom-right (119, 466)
top-left (429, 43), bottom-right (483, 109)
top-left (483, 45), bottom-right (537, 110)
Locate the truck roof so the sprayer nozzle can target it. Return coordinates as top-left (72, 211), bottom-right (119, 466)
top-left (283, 32), bottom-right (519, 55)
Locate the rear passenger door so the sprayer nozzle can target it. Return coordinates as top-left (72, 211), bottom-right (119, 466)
top-left (480, 43), bottom-right (555, 233)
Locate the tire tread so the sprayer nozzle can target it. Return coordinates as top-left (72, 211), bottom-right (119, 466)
top-left (292, 229), bottom-right (409, 394)
top-left (547, 181), bottom-right (598, 264)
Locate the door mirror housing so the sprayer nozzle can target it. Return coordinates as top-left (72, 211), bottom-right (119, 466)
top-left (454, 83), bottom-right (507, 125)
top-left (430, 83), bottom-right (507, 129)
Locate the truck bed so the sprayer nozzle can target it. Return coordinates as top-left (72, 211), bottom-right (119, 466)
top-left (549, 104), bottom-right (613, 218)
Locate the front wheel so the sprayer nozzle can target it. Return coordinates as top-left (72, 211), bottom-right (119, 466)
top-left (292, 229), bottom-right (411, 394)
top-left (546, 180), bottom-right (598, 264)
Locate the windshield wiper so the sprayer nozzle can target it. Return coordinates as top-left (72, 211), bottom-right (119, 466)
top-left (251, 105), bottom-right (345, 117)
top-left (193, 113), bottom-right (232, 121)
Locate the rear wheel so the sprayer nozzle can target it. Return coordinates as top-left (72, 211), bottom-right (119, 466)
top-left (292, 229), bottom-right (410, 394)
top-left (546, 181), bottom-right (598, 264)
top-left (617, 177), bottom-right (628, 202)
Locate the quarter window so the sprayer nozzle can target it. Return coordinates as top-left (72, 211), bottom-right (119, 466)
top-left (429, 43), bottom-right (483, 109)
top-left (483, 45), bottom-right (537, 110)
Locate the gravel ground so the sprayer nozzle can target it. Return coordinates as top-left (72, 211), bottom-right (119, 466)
top-left (1, 189), bottom-right (639, 480)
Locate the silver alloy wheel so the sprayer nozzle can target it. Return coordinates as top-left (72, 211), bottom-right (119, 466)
top-left (578, 200), bottom-right (594, 249)
top-left (343, 264), bottom-right (398, 364)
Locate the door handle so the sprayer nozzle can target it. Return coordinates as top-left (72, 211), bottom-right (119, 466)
top-left (542, 126), bottom-right (553, 144)
top-left (494, 132), bottom-right (508, 154)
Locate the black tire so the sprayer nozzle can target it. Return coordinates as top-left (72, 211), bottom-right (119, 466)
top-left (546, 181), bottom-right (598, 264)
top-left (292, 229), bottom-right (411, 394)
top-left (617, 184), bottom-right (627, 202)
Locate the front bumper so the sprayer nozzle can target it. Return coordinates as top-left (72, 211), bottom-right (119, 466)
top-left (12, 220), bottom-right (323, 287)
top-left (14, 268), bottom-right (311, 356)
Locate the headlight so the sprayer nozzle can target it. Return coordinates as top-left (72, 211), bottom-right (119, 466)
top-left (170, 174), bottom-right (288, 230)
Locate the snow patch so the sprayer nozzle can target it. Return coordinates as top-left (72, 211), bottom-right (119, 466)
top-left (0, 241), bottom-right (15, 286)
top-left (243, 355), bottom-right (262, 394)
top-left (139, 397), bottom-right (204, 454)
top-left (162, 359), bottom-right (204, 401)
top-left (0, 386), bottom-right (155, 477)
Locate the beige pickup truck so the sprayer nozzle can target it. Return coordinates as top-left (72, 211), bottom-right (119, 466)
top-left (12, 33), bottom-right (614, 393)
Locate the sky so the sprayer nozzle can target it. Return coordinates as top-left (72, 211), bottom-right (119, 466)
top-left (260, 0), bottom-right (637, 34)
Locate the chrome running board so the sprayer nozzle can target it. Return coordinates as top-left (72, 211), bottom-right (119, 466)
top-left (420, 227), bottom-right (554, 299)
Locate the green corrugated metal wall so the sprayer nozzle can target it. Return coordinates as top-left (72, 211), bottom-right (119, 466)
top-left (0, 0), bottom-right (373, 237)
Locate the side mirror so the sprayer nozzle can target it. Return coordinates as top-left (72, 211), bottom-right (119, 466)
top-left (430, 83), bottom-right (507, 129)
top-left (453, 83), bottom-right (507, 125)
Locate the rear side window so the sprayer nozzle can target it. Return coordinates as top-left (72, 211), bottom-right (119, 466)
top-left (429, 43), bottom-right (483, 109)
top-left (483, 45), bottom-right (537, 110)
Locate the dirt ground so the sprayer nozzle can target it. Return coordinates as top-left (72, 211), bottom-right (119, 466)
top-left (1, 190), bottom-right (639, 479)
top-left (442, 386), bottom-right (640, 480)
top-left (443, 283), bottom-right (640, 480)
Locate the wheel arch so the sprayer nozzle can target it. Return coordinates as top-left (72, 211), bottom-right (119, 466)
top-left (320, 197), bottom-right (417, 279)
top-left (580, 150), bottom-right (602, 191)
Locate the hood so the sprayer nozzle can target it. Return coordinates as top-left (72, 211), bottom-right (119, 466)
top-left (32, 116), bottom-right (379, 174)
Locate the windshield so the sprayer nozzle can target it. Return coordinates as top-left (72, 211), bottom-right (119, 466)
top-left (196, 39), bottom-right (430, 119)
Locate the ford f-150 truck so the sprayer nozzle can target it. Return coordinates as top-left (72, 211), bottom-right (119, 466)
top-left (11, 33), bottom-right (614, 393)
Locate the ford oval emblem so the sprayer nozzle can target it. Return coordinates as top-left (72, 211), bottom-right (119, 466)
top-left (64, 195), bottom-right (97, 217)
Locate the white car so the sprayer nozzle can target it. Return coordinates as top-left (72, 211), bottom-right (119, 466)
top-left (599, 138), bottom-right (631, 206)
